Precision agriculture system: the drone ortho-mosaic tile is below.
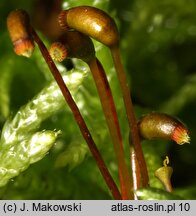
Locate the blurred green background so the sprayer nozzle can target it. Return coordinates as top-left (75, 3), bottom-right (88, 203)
top-left (0, 0), bottom-right (195, 199)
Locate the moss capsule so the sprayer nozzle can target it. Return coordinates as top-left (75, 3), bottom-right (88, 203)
top-left (138, 113), bottom-right (190, 145)
top-left (7, 9), bottom-right (35, 57)
top-left (58, 6), bottom-right (119, 48)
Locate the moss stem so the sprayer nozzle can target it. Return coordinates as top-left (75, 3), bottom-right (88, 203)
top-left (111, 46), bottom-right (149, 187)
top-left (89, 58), bottom-right (133, 199)
top-left (32, 29), bottom-right (121, 200)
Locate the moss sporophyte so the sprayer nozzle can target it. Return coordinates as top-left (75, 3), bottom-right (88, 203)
top-left (4, 6), bottom-right (190, 200)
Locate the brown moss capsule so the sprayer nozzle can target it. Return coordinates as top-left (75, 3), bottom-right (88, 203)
top-left (49, 30), bottom-right (95, 63)
top-left (7, 9), bottom-right (35, 57)
top-left (58, 6), bottom-right (119, 48)
top-left (138, 113), bottom-right (190, 145)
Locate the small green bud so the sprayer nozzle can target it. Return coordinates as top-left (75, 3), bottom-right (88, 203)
top-left (155, 166), bottom-right (173, 192)
top-left (154, 156), bottom-right (173, 192)
top-left (27, 130), bottom-right (61, 164)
